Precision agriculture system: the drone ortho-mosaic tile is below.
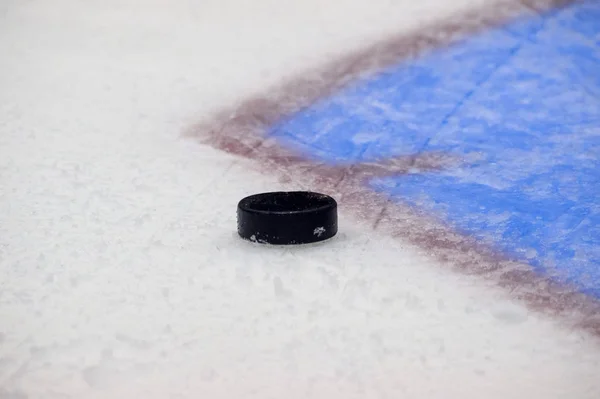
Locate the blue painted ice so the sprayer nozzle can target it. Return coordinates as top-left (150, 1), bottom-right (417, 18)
top-left (269, 1), bottom-right (600, 297)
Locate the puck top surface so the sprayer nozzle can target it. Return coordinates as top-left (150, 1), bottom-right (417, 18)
top-left (237, 191), bottom-right (337, 245)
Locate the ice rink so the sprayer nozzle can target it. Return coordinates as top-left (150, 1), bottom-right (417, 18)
top-left (1, 0), bottom-right (599, 397)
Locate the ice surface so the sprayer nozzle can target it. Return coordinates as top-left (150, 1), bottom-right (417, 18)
top-left (1, 0), bottom-right (599, 398)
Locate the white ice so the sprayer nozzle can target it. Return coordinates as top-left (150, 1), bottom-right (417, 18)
top-left (1, 0), bottom-right (599, 397)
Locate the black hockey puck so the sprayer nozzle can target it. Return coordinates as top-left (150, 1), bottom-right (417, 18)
top-left (237, 191), bottom-right (338, 245)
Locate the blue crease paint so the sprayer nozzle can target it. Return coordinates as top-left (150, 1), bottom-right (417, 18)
top-left (268, 1), bottom-right (600, 297)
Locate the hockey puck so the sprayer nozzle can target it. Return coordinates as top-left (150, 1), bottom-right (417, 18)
top-left (237, 191), bottom-right (338, 245)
